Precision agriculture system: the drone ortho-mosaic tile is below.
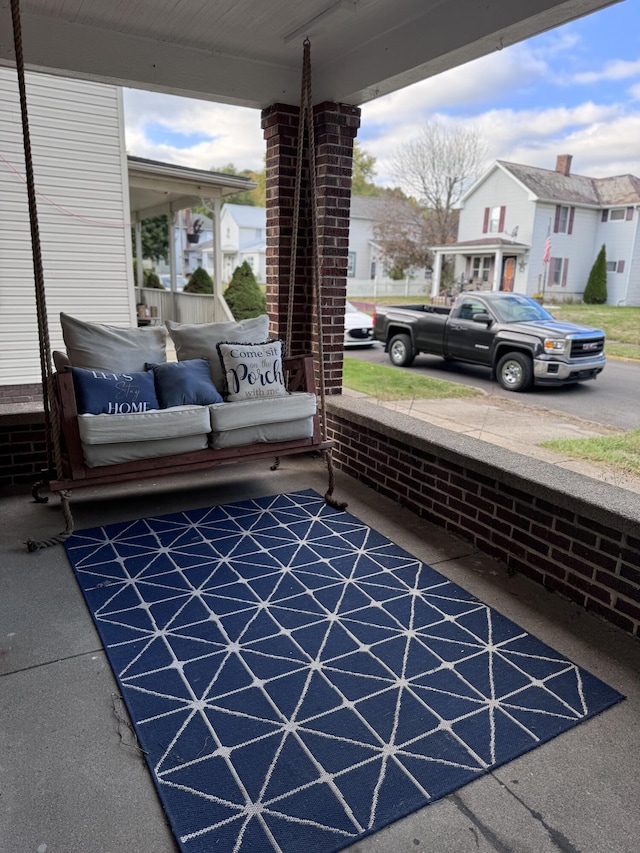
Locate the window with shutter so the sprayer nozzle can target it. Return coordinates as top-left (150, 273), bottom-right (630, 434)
top-left (626, 207), bottom-right (634, 221)
top-left (568, 207), bottom-right (575, 235)
top-left (601, 209), bottom-right (608, 222)
top-left (488, 206), bottom-right (502, 232)
top-left (618, 260), bottom-right (626, 273)
top-left (561, 258), bottom-right (569, 287)
top-left (483, 208), bottom-right (489, 233)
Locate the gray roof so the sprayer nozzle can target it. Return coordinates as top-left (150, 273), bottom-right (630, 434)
top-left (223, 204), bottom-right (266, 228)
top-left (349, 196), bottom-right (396, 219)
top-left (499, 161), bottom-right (640, 206)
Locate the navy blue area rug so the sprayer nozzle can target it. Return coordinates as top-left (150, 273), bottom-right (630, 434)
top-left (65, 490), bottom-right (623, 853)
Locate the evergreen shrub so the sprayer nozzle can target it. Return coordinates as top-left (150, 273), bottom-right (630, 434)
top-left (583, 244), bottom-right (608, 304)
top-left (184, 267), bottom-right (214, 294)
top-left (224, 261), bottom-right (266, 320)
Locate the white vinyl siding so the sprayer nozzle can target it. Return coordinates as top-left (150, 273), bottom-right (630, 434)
top-left (0, 69), bottom-right (134, 386)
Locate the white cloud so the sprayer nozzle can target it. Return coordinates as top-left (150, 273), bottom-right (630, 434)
top-left (573, 57), bottom-right (640, 84)
top-left (123, 89), bottom-right (264, 171)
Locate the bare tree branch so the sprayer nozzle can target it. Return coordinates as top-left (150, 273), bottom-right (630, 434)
top-left (389, 120), bottom-right (488, 247)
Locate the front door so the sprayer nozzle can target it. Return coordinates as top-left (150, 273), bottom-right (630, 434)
top-left (501, 256), bottom-right (516, 291)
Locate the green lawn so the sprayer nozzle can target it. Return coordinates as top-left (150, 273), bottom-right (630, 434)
top-left (342, 357), bottom-right (480, 401)
top-left (541, 430), bottom-right (640, 478)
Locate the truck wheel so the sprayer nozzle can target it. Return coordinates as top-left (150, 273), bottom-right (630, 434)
top-left (496, 352), bottom-right (532, 392)
top-left (388, 334), bottom-right (415, 367)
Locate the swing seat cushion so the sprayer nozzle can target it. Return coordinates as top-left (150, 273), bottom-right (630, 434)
top-left (77, 405), bottom-right (211, 467)
top-left (208, 392), bottom-right (316, 449)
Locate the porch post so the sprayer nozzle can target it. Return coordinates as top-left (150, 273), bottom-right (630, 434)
top-left (261, 102), bottom-right (360, 395)
top-left (212, 195), bottom-right (222, 299)
top-left (431, 251), bottom-right (442, 297)
top-left (493, 248), bottom-right (503, 291)
top-left (134, 215), bottom-right (144, 288)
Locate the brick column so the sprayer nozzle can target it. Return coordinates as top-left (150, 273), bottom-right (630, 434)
top-left (261, 101), bottom-right (361, 395)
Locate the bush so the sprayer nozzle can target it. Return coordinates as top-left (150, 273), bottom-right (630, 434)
top-left (133, 260), bottom-right (164, 289)
top-left (224, 261), bottom-right (266, 320)
top-left (144, 270), bottom-right (163, 289)
top-left (584, 244), bottom-right (608, 304)
top-left (184, 267), bottom-right (214, 294)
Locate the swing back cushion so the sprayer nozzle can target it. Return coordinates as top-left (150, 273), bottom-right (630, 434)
top-left (61, 313), bottom-right (167, 372)
top-left (166, 315), bottom-right (270, 391)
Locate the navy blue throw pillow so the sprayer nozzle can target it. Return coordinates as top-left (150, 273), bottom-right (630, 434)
top-left (71, 367), bottom-right (159, 415)
top-left (148, 358), bottom-right (223, 408)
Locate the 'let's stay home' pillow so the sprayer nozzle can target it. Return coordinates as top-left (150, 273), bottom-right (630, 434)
top-left (216, 340), bottom-right (288, 402)
top-left (71, 368), bottom-right (159, 415)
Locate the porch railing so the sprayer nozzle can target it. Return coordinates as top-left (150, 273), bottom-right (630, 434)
top-left (134, 287), bottom-right (233, 325)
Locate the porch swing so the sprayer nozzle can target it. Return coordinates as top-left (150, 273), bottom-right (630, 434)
top-left (9, 1), bottom-right (345, 550)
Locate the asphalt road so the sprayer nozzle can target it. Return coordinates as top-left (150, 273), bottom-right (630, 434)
top-left (345, 343), bottom-right (640, 431)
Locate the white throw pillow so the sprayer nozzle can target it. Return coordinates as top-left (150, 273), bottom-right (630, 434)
top-left (216, 340), bottom-right (289, 402)
top-left (166, 314), bottom-right (270, 391)
top-left (60, 313), bottom-right (167, 372)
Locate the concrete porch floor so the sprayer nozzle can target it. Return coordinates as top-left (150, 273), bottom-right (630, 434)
top-left (1, 456), bottom-right (639, 853)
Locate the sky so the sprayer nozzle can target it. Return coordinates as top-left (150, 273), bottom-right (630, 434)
top-left (123, 2), bottom-right (640, 187)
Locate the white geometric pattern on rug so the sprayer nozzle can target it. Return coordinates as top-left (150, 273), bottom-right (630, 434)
top-left (65, 490), bottom-right (623, 853)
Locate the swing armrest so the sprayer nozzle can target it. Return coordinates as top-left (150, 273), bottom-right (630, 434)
top-left (283, 355), bottom-right (316, 394)
top-left (54, 372), bottom-right (87, 479)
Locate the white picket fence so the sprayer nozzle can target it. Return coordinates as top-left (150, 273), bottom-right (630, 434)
top-left (346, 278), bottom-right (432, 298)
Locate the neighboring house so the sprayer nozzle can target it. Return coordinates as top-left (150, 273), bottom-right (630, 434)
top-left (180, 212), bottom-right (213, 276)
top-left (214, 196), bottom-right (423, 288)
top-left (431, 155), bottom-right (640, 305)
top-left (220, 204), bottom-right (267, 282)
top-left (0, 68), bottom-right (134, 390)
top-left (348, 196), bottom-right (388, 281)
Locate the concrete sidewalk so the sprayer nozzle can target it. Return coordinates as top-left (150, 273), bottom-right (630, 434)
top-left (343, 387), bottom-right (640, 495)
top-left (1, 458), bottom-right (640, 853)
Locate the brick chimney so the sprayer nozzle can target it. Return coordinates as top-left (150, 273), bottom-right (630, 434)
top-left (556, 154), bottom-right (573, 176)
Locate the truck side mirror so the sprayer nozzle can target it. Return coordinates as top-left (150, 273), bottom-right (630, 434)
top-left (473, 311), bottom-right (491, 325)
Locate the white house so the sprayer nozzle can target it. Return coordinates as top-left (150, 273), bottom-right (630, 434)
top-left (431, 155), bottom-right (640, 305)
top-left (215, 196), bottom-right (422, 289)
top-left (220, 204), bottom-right (267, 283)
top-left (0, 68), bottom-right (135, 390)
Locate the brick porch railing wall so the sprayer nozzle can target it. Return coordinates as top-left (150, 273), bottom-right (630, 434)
top-left (327, 395), bottom-right (640, 640)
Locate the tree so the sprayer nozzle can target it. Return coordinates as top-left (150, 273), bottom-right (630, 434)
top-left (184, 267), bottom-right (213, 294)
top-left (584, 244), bottom-right (608, 304)
top-left (372, 193), bottom-right (436, 278)
top-left (389, 120), bottom-right (488, 250)
top-left (351, 142), bottom-right (382, 197)
top-left (132, 215), bottom-right (169, 262)
top-left (224, 261), bottom-right (266, 320)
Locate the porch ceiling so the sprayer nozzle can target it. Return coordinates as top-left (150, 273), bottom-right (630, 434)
top-left (127, 156), bottom-right (255, 219)
top-left (0, 0), bottom-right (619, 109)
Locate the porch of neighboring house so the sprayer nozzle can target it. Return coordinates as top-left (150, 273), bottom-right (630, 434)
top-left (430, 239), bottom-right (531, 296)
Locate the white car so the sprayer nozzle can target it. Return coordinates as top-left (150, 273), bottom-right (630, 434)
top-left (159, 274), bottom-right (189, 291)
top-left (344, 301), bottom-right (375, 347)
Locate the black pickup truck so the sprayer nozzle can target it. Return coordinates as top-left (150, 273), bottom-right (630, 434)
top-left (372, 292), bottom-right (606, 392)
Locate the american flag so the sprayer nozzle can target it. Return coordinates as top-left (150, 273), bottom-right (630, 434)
top-left (542, 233), bottom-right (552, 264)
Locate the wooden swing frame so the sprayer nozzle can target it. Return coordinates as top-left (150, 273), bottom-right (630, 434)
top-left (9, 0), bottom-right (344, 549)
